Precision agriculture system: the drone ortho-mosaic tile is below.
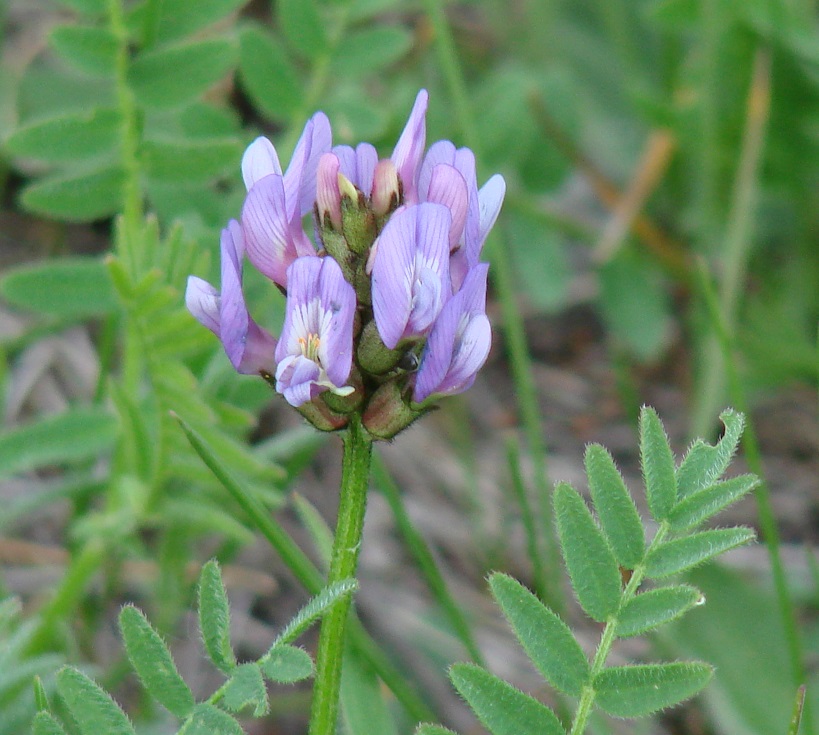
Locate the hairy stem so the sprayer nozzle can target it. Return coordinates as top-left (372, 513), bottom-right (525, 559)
top-left (308, 415), bottom-right (373, 735)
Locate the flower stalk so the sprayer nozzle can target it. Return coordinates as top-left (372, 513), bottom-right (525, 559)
top-left (308, 414), bottom-right (373, 735)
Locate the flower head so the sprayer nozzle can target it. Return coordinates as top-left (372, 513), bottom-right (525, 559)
top-left (274, 256), bottom-right (356, 407)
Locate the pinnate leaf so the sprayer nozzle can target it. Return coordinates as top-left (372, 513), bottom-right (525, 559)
top-left (584, 444), bottom-right (644, 568)
top-left (640, 407), bottom-right (677, 520)
top-left (56, 667), bottom-right (136, 735)
top-left (489, 573), bottom-right (588, 696)
top-left (261, 645), bottom-right (314, 683)
top-left (222, 663), bottom-right (268, 716)
top-left (554, 482), bottom-right (621, 622)
top-left (0, 257), bottom-right (117, 319)
top-left (676, 409), bottom-right (745, 498)
top-left (119, 605), bottom-right (194, 718)
top-left (50, 26), bottom-right (118, 76)
top-left (31, 712), bottom-right (68, 735)
top-left (129, 39), bottom-right (237, 109)
top-left (198, 560), bottom-right (236, 673)
top-left (594, 662), bottom-right (713, 717)
top-left (21, 166), bottom-right (125, 222)
top-left (617, 585), bottom-right (702, 637)
top-left (238, 26), bottom-right (301, 122)
top-left (178, 703), bottom-right (243, 735)
top-left (449, 663), bottom-right (565, 735)
top-left (667, 474), bottom-right (759, 531)
top-left (645, 527), bottom-right (755, 578)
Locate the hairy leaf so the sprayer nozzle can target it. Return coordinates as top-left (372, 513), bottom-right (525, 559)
top-left (676, 409), bottom-right (745, 498)
top-left (450, 663), bottom-right (565, 735)
top-left (489, 573), bottom-right (588, 696)
top-left (21, 166), bottom-right (125, 222)
top-left (0, 408), bottom-right (117, 479)
top-left (0, 257), bottom-right (117, 318)
top-left (667, 474), bottom-right (759, 531)
top-left (119, 606), bottom-right (194, 718)
top-left (554, 483), bottom-right (621, 622)
top-left (640, 407), bottom-right (677, 521)
top-left (31, 712), bottom-right (68, 735)
top-left (272, 579), bottom-right (357, 647)
top-left (50, 26), bottom-right (118, 76)
top-left (617, 585), bottom-right (702, 637)
top-left (56, 667), bottom-right (136, 735)
top-left (415, 726), bottom-right (459, 735)
top-left (238, 26), bottom-right (301, 122)
top-left (594, 662), bottom-right (713, 717)
top-left (584, 444), bottom-right (645, 568)
top-left (178, 704), bottom-right (243, 735)
top-left (222, 663), bottom-right (268, 716)
top-left (260, 645), bottom-right (314, 683)
top-left (645, 528), bottom-right (755, 578)
top-left (198, 560), bottom-right (236, 673)
top-left (129, 39), bottom-right (237, 109)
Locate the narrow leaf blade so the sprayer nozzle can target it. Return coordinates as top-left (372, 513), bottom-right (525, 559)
top-left (450, 663), bottom-right (565, 735)
top-left (32, 712), bottom-right (68, 735)
top-left (272, 579), bottom-right (357, 647)
top-left (667, 474), bottom-right (759, 531)
top-left (198, 560), bottom-right (236, 673)
top-left (594, 662), bottom-right (713, 717)
top-left (617, 585), bottom-right (702, 637)
top-left (645, 527), bottom-right (756, 578)
top-left (6, 108), bottom-right (120, 162)
top-left (677, 409), bottom-right (745, 498)
top-left (489, 573), bottom-right (588, 696)
top-left (585, 444), bottom-right (645, 568)
top-left (640, 407), bottom-right (677, 521)
top-left (554, 483), bottom-right (621, 622)
top-left (21, 166), bottom-right (125, 222)
top-left (119, 606), bottom-right (194, 718)
top-left (56, 667), bottom-right (136, 735)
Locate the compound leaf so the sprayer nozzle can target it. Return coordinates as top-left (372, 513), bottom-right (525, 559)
top-left (667, 474), bottom-right (759, 531)
top-left (56, 667), bottom-right (136, 735)
top-left (645, 527), bottom-right (755, 578)
top-left (198, 560), bottom-right (236, 673)
top-left (222, 663), bottom-right (268, 716)
top-left (50, 26), bottom-right (118, 76)
top-left (640, 407), bottom-right (677, 521)
top-left (178, 703), bottom-right (243, 735)
top-left (676, 409), bottom-right (745, 498)
top-left (21, 166), bottom-right (125, 222)
top-left (617, 585), bottom-right (702, 637)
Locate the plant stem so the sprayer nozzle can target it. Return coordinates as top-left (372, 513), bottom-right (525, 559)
top-left (308, 414), bottom-right (373, 735)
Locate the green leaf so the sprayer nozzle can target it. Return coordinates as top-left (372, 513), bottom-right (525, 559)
top-left (293, 493), bottom-right (333, 569)
top-left (198, 560), bottom-right (236, 673)
top-left (129, 39), bottom-right (237, 109)
top-left (449, 663), bottom-right (565, 735)
top-left (584, 444), bottom-right (645, 568)
top-left (278, 0), bottom-right (327, 59)
top-left (238, 26), bottom-right (301, 123)
top-left (667, 474), bottom-right (759, 531)
top-left (141, 137), bottom-right (243, 183)
top-left (272, 579), bottom-right (357, 647)
top-left (617, 585), bottom-right (702, 637)
top-left (0, 257), bottom-right (117, 318)
top-left (640, 406), bottom-right (677, 521)
top-left (20, 166), bottom-right (125, 222)
top-left (260, 645), bottom-right (314, 683)
top-left (645, 527), bottom-right (756, 578)
top-left (0, 408), bottom-right (117, 479)
top-left (676, 410), bottom-right (745, 498)
top-left (178, 703), bottom-right (243, 735)
top-left (50, 26), bottom-right (118, 76)
top-left (153, 0), bottom-right (247, 45)
top-left (34, 675), bottom-right (50, 711)
top-left (222, 663), bottom-right (268, 716)
top-left (489, 573), bottom-right (588, 697)
top-left (415, 726), bottom-right (459, 735)
top-left (56, 667), bottom-right (136, 735)
top-left (594, 662), bottom-right (713, 717)
top-left (331, 27), bottom-right (413, 77)
top-left (341, 646), bottom-right (397, 735)
top-left (554, 483), bottom-right (621, 622)
top-left (31, 712), bottom-right (68, 735)
top-left (119, 606), bottom-right (195, 719)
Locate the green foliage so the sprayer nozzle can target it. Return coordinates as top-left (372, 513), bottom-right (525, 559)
top-left (55, 667), bottom-right (136, 735)
top-left (197, 560), bottom-right (236, 674)
top-left (21, 166), bottom-right (126, 222)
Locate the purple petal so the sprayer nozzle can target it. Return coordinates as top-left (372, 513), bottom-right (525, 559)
top-left (333, 142), bottom-right (378, 194)
top-left (425, 164), bottom-right (468, 249)
top-left (316, 257), bottom-right (355, 388)
top-left (241, 137), bottom-right (282, 191)
top-left (185, 276), bottom-right (220, 335)
top-left (316, 153), bottom-right (342, 229)
top-left (418, 140), bottom-right (455, 200)
top-left (476, 174), bottom-right (506, 250)
top-left (276, 355), bottom-right (321, 407)
top-left (284, 112), bottom-right (332, 221)
top-left (391, 90), bottom-right (428, 204)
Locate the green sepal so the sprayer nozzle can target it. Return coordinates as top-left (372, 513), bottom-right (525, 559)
top-left (676, 409), bottom-right (745, 498)
top-left (222, 663), bottom-right (268, 716)
top-left (584, 444), bottom-right (645, 568)
top-left (639, 407), bottom-right (677, 521)
top-left (667, 474), bottom-right (759, 531)
top-left (594, 662), bottom-right (713, 717)
top-left (197, 560), bottom-right (237, 674)
top-left (554, 482), bottom-right (621, 622)
top-left (489, 573), bottom-right (588, 696)
top-left (357, 321), bottom-right (403, 375)
top-left (616, 585), bottom-right (702, 637)
top-left (645, 527), bottom-right (756, 578)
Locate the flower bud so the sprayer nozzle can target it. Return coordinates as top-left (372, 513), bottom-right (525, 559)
top-left (357, 320), bottom-right (403, 375)
top-left (316, 153), bottom-right (342, 231)
top-left (371, 159), bottom-right (400, 217)
top-left (362, 381), bottom-right (425, 440)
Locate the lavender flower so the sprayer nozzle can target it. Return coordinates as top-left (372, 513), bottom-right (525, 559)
top-left (371, 202), bottom-right (452, 350)
top-left (185, 220), bottom-right (277, 375)
top-left (241, 113), bottom-right (332, 287)
top-left (274, 256), bottom-right (356, 408)
top-left (413, 263), bottom-right (491, 403)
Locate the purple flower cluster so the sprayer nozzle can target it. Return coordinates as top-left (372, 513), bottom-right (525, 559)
top-left (186, 91), bottom-right (505, 437)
